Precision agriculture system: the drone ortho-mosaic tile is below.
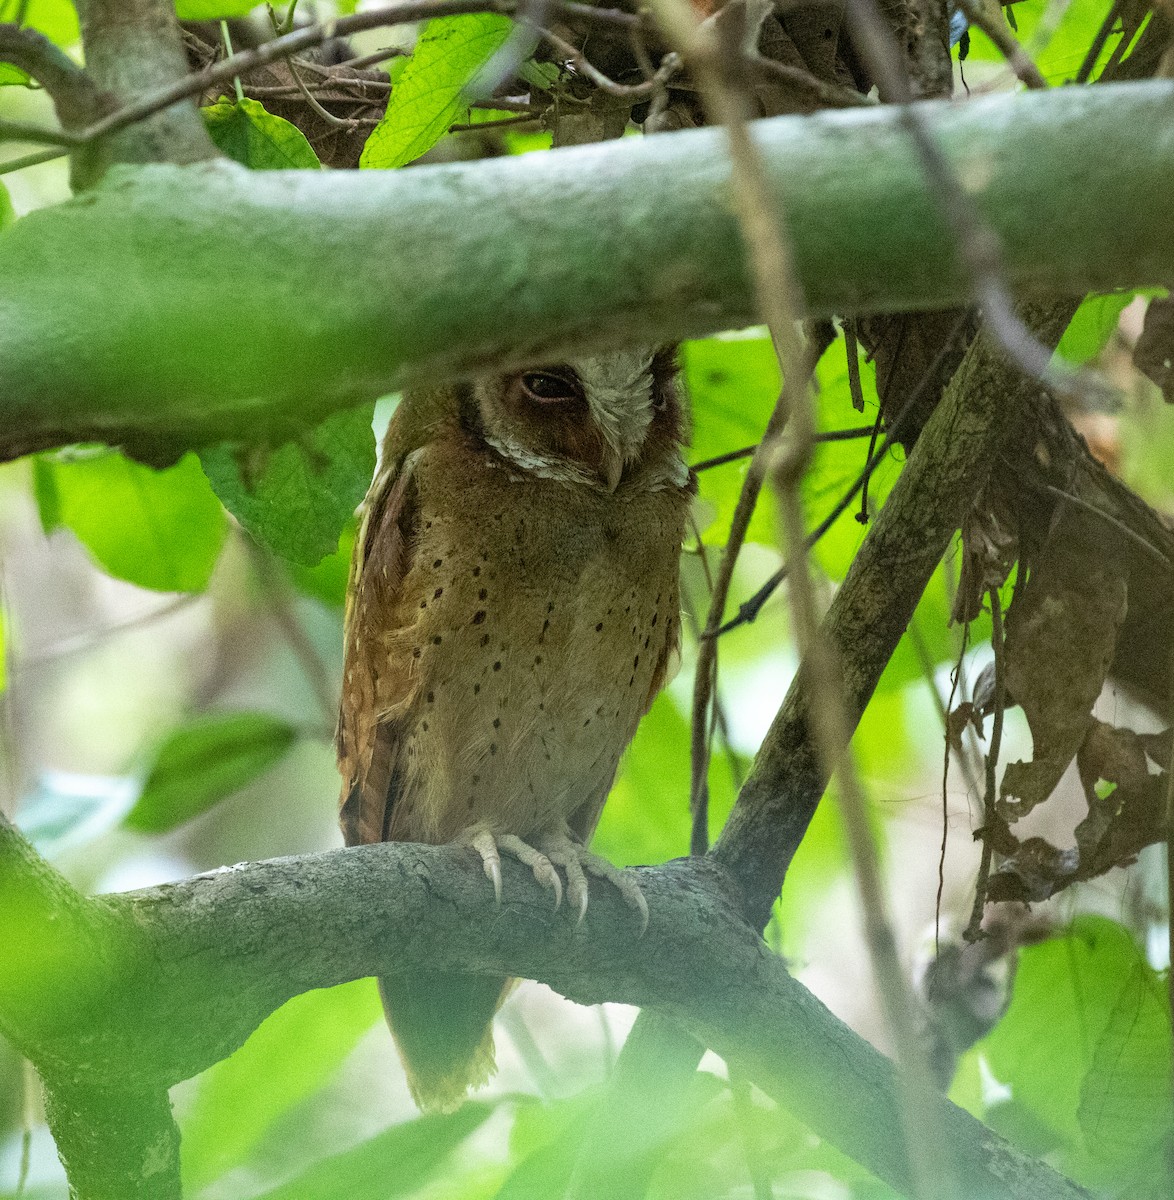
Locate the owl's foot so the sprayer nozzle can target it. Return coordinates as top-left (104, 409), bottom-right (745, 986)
top-left (460, 826), bottom-right (563, 910)
top-left (538, 830), bottom-right (649, 935)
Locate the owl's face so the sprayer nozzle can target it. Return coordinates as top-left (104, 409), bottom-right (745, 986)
top-left (473, 348), bottom-right (690, 493)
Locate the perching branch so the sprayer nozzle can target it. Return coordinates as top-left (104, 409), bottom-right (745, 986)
top-left (1, 81), bottom-right (1172, 464)
top-left (0, 815), bottom-right (1090, 1200)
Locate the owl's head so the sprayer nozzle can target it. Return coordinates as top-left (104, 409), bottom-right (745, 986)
top-left (472, 347), bottom-right (690, 493)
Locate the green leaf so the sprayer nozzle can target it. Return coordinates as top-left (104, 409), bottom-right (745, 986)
top-left (180, 980), bottom-right (383, 1192)
top-left (286, 516), bottom-right (356, 607)
top-left (34, 450), bottom-right (228, 593)
top-left (0, 63), bottom-right (32, 86)
top-left (252, 1104), bottom-right (496, 1200)
top-left (360, 14), bottom-right (514, 170)
top-left (0, 0), bottom-right (79, 46)
top-left (200, 404), bottom-right (375, 566)
top-left (979, 915), bottom-right (1168, 1167)
top-left (175, 0), bottom-right (259, 16)
top-left (1055, 292), bottom-right (1135, 365)
top-left (203, 97), bottom-right (322, 170)
top-left (0, 179), bottom-right (13, 229)
top-left (1078, 957), bottom-right (1173, 1168)
top-left (124, 712), bottom-right (297, 833)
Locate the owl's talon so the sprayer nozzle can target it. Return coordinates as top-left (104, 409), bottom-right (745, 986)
top-left (497, 834), bottom-right (563, 910)
top-left (539, 831), bottom-right (648, 934)
top-left (464, 828), bottom-right (503, 904)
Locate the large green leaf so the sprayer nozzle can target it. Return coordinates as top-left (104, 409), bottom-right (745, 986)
top-left (252, 1104), bottom-right (496, 1200)
top-left (203, 97), bottom-right (322, 170)
top-left (1077, 952), bottom-right (1173, 1169)
top-left (33, 450), bottom-right (228, 593)
top-left (360, 14), bottom-right (514, 170)
top-left (180, 980), bottom-right (383, 1192)
top-left (1055, 292), bottom-right (1136, 365)
top-left (200, 404), bottom-right (375, 566)
top-left (978, 914), bottom-right (1173, 1188)
top-left (0, 0), bottom-right (78, 46)
top-left (124, 712), bottom-right (297, 833)
top-left (0, 180), bottom-right (13, 229)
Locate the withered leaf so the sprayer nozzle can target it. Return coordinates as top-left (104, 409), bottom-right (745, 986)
top-left (998, 527), bottom-right (1128, 823)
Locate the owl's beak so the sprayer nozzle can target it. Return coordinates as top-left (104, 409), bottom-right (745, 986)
top-left (600, 445), bottom-right (624, 493)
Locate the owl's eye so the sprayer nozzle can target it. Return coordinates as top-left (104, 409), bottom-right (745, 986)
top-left (519, 370), bottom-right (584, 405)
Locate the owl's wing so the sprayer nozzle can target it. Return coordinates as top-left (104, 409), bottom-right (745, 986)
top-left (337, 440), bottom-right (425, 848)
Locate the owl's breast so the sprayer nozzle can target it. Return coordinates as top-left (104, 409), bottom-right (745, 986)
top-left (383, 443), bottom-right (687, 845)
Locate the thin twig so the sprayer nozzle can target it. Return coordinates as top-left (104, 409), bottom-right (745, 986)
top-left (712, 287), bottom-right (971, 638)
top-left (964, 588), bottom-right (1006, 942)
top-left (0, 145), bottom-right (67, 175)
top-left (691, 427), bottom-right (877, 473)
top-left (1075, 0), bottom-right (1121, 84)
top-left (538, 26), bottom-right (679, 97)
top-left (844, 320), bottom-right (867, 413)
top-left (748, 51), bottom-right (874, 107)
top-left (287, 55), bottom-right (364, 128)
top-left (449, 112), bottom-right (541, 131)
top-left (956, 0), bottom-right (1047, 89)
top-left (1167, 637), bottom-right (1174, 1081)
top-left (244, 541), bottom-right (338, 726)
top-left (1039, 483), bottom-right (1174, 577)
top-left (333, 46), bottom-right (411, 71)
top-left (842, 0), bottom-right (1108, 412)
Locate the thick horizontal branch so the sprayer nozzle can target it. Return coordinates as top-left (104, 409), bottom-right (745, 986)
top-left (3, 822), bottom-right (1088, 1200)
top-left (0, 82), bottom-right (1172, 461)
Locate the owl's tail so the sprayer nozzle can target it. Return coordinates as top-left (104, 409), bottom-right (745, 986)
top-left (378, 972), bottom-right (510, 1112)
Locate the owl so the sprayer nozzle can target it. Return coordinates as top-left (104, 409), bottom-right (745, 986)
top-left (336, 348), bottom-right (693, 1111)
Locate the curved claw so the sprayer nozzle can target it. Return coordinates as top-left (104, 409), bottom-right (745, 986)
top-left (498, 833), bottom-right (562, 910)
top-left (469, 829), bottom-right (503, 904)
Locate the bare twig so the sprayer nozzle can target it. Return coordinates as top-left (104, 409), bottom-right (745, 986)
top-left (964, 588), bottom-right (1006, 942)
top-left (1075, 0), bottom-right (1121, 84)
top-left (748, 51), bottom-right (874, 107)
top-left (692, 427), bottom-right (876, 473)
top-left (0, 145), bottom-right (67, 174)
top-left (844, 320), bottom-right (867, 413)
top-left (538, 25), bottom-right (676, 97)
top-left (0, 23), bottom-right (105, 129)
top-left (956, 0), bottom-right (1047, 89)
top-left (842, 0), bottom-right (1107, 410)
top-left (449, 112), bottom-right (541, 131)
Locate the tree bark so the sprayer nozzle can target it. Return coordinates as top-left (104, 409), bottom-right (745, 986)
top-left (0, 82), bottom-right (1171, 462)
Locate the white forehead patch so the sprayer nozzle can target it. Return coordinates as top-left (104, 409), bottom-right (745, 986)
top-left (571, 351), bottom-right (656, 461)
